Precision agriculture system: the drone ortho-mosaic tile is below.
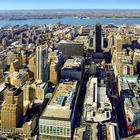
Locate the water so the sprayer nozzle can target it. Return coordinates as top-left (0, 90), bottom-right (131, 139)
top-left (0, 17), bottom-right (140, 27)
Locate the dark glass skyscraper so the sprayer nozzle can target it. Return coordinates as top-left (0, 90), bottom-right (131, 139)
top-left (95, 23), bottom-right (102, 52)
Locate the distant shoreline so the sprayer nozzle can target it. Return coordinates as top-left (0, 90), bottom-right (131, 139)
top-left (0, 9), bottom-right (140, 21)
top-left (1, 16), bottom-right (140, 21)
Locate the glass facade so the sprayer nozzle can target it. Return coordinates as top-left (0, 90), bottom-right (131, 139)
top-left (39, 119), bottom-right (71, 138)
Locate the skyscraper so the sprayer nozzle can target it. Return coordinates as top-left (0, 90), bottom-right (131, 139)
top-left (36, 45), bottom-right (48, 83)
top-left (1, 88), bottom-right (23, 133)
top-left (95, 23), bottom-right (102, 52)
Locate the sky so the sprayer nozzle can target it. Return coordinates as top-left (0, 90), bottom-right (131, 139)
top-left (0, 0), bottom-right (140, 10)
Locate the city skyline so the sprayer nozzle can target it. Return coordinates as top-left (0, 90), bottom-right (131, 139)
top-left (0, 0), bottom-right (140, 10)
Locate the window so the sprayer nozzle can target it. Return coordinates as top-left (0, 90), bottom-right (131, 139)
top-left (67, 128), bottom-right (70, 136)
top-left (64, 128), bottom-right (67, 136)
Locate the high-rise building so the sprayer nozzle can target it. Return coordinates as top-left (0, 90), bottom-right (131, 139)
top-left (0, 69), bottom-right (3, 82)
top-left (36, 45), bottom-right (48, 83)
top-left (48, 50), bottom-right (64, 84)
top-left (114, 34), bottom-right (123, 52)
top-left (95, 23), bottom-right (102, 52)
top-left (58, 40), bottom-right (84, 60)
top-left (29, 54), bottom-right (36, 79)
top-left (1, 87), bottom-right (23, 133)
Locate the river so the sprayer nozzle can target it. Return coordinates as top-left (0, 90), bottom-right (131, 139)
top-left (0, 17), bottom-right (140, 27)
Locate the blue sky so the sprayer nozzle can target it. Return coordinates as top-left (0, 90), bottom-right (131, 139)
top-left (0, 0), bottom-right (140, 10)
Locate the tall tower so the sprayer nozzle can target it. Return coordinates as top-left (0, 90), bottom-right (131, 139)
top-left (95, 23), bottom-right (102, 52)
top-left (36, 45), bottom-right (48, 83)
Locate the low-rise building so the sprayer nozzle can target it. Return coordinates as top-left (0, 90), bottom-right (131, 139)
top-left (39, 80), bottom-right (79, 140)
top-left (82, 77), bottom-right (112, 124)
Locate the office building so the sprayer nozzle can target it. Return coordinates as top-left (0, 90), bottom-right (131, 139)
top-left (112, 52), bottom-right (134, 77)
top-left (114, 34), bottom-right (123, 52)
top-left (7, 70), bottom-right (29, 88)
top-left (79, 27), bottom-right (91, 35)
top-left (74, 123), bottom-right (119, 140)
top-left (58, 40), bottom-right (84, 59)
top-left (101, 123), bottom-right (120, 140)
top-left (29, 54), bottom-right (36, 79)
top-left (95, 23), bottom-right (102, 52)
top-left (74, 124), bottom-right (98, 140)
top-left (124, 97), bottom-right (140, 135)
top-left (39, 80), bottom-right (78, 140)
top-left (33, 82), bottom-right (48, 102)
top-left (61, 56), bottom-right (84, 81)
top-left (133, 50), bottom-right (140, 71)
top-left (82, 77), bottom-right (112, 124)
top-left (36, 45), bottom-right (48, 83)
top-left (22, 116), bottom-right (37, 138)
top-left (118, 76), bottom-right (140, 135)
top-left (48, 50), bottom-right (64, 84)
top-left (1, 87), bottom-right (23, 133)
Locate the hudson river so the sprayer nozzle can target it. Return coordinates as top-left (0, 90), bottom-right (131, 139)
top-left (0, 17), bottom-right (140, 27)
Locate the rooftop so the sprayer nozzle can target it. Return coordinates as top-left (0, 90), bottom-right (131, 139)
top-left (59, 40), bottom-right (83, 45)
top-left (83, 77), bottom-right (112, 123)
top-left (62, 57), bottom-right (83, 69)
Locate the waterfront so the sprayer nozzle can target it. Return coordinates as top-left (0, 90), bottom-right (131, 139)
top-left (0, 17), bottom-right (140, 27)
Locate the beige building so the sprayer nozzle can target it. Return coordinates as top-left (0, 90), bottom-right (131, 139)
top-left (22, 116), bottom-right (37, 138)
top-left (112, 52), bottom-right (134, 77)
top-left (36, 45), bottom-right (48, 83)
top-left (49, 63), bottom-right (60, 84)
top-left (39, 80), bottom-right (78, 140)
top-left (114, 34), bottom-right (123, 52)
top-left (48, 50), bottom-right (64, 84)
top-left (22, 82), bottom-right (48, 104)
top-left (116, 60), bottom-right (134, 76)
top-left (1, 88), bottom-right (23, 133)
top-left (29, 54), bottom-right (36, 79)
top-left (22, 84), bottom-right (34, 101)
top-left (9, 59), bottom-right (21, 74)
top-left (7, 70), bottom-right (29, 88)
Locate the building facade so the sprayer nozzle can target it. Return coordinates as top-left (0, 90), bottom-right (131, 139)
top-left (36, 45), bottom-right (48, 83)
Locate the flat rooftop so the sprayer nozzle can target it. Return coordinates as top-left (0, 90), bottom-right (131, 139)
top-left (41, 80), bottom-right (78, 120)
top-left (62, 57), bottom-right (83, 69)
top-left (59, 40), bottom-right (83, 45)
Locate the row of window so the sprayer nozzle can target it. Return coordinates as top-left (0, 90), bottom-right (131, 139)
top-left (39, 125), bottom-right (70, 137)
top-left (39, 120), bottom-right (70, 127)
